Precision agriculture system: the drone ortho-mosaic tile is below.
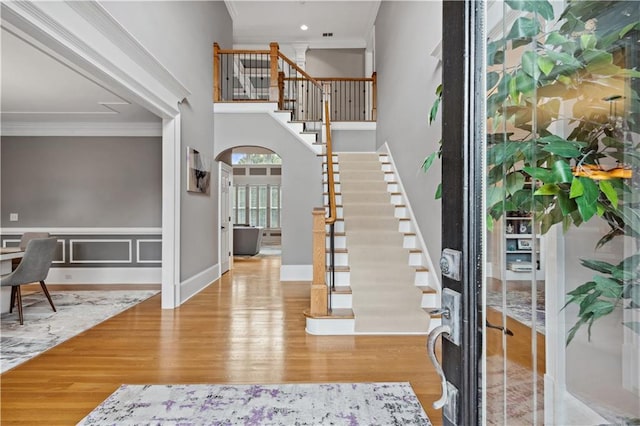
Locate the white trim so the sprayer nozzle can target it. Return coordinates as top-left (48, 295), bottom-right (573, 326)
top-left (162, 116), bottom-right (181, 309)
top-left (0, 227), bottom-right (162, 235)
top-left (1, 121), bottom-right (162, 137)
top-left (223, 0), bottom-right (239, 20)
top-left (179, 263), bottom-right (219, 305)
top-left (2, 238), bottom-right (66, 263)
top-left (280, 264), bottom-right (312, 281)
top-left (0, 1), bottom-right (189, 119)
top-left (2, 240), bottom-right (20, 247)
top-left (331, 122), bottom-right (376, 131)
top-left (46, 266), bottom-right (161, 284)
top-left (378, 142), bottom-right (441, 290)
top-left (69, 239), bottom-right (132, 263)
top-left (136, 239), bottom-right (162, 263)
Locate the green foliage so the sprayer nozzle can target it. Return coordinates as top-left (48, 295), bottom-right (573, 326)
top-left (424, 0), bottom-right (640, 345)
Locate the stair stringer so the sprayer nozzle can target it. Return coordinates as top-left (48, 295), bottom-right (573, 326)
top-left (213, 102), bottom-right (322, 155)
top-left (376, 142), bottom-right (442, 295)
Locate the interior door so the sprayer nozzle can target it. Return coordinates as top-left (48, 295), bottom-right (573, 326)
top-left (220, 163), bottom-right (232, 274)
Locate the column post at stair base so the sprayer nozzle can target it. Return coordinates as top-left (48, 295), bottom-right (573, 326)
top-left (213, 43), bottom-right (221, 102)
top-left (311, 208), bottom-right (328, 316)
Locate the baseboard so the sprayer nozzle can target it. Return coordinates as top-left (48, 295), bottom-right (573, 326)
top-left (280, 265), bottom-right (312, 281)
top-left (47, 267), bottom-right (161, 284)
top-left (180, 263), bottom-right (220, 305)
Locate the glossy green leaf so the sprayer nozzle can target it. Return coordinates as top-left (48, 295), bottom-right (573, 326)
top-left (582, 48), bottom-right (613, 65)
top-left (505, 0), bottom-right (554, 20)
top-left (487, 185), bottom-right (506, 209)
top-left (594, 275), bottom-right (623, 299)
top-left (580, 258), bottom-right (615, 274)
top-left (575, 177), bottom-right (599, 222)
top-left (507, 17), bottom-right (541, 40)
top-left (487, 72), bottom-right (500, 91)
top-left (422, 152), bottom-right (437, 173)
top-left (570, 177), bottom-right (584, 198)
top-left (545, 31), bottom-right (569, 46)
top-left (580, 34), bottom-right (597, 50)
top-left (522, 51), bottom-right (541, 79)
top-left (545, 49), bottom-right (583, 70)
top-left (599, 180), bottom-right (618, 209)
top-left (429, 95), bottom-right (441, 125)
top-left (506, 172), bottom-right (525, 195)
top-left (534, 183), bottom-right (560, 195)
top-left (523, 166), bottom-right (553, 183)
top-left (551, 160), bottom-right (573, 183)
top-left (567, 280), bottom-right (596, 296)
top-left (557, 191), bottom-right (577, 216)
top-left (435, 183), bottom-right (442, 200)
top-left (596, 203), bottom-right (605, 217)
top-left (538, 56), bottom-right (555, 76)
top-left (516, 72), bottom-right (535, 94)
top-left (542, 141), bottom-right (582, 158)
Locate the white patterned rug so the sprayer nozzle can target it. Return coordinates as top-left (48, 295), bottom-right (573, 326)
top-left (1, 290), bottom-right (159, 373)
top-left (78, 382), bottom-right (432, 425)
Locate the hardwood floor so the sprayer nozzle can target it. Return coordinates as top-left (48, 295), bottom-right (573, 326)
top-left (1, 255), bottom-right (443, 425)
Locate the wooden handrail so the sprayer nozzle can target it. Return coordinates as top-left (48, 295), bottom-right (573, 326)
top-left (278, 52), bottom-right (323, 89)
top-left (317, 77), bottom-right (375, 82)
top-left (324, 100), bottom-right (337, 225)
top-left (216, 49), bottom-right (270, 54)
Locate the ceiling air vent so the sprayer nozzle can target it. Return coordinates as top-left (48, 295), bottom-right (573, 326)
top-left (322, 32), bottom-right (333, 37)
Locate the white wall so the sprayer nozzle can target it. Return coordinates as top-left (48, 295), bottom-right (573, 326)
top-left (102, 1), bottom-right (233, 281)
top-left (374, 1), bottom-right (443, 275)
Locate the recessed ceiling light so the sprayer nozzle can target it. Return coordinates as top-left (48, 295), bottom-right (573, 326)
top-left (300, 24), bottom-right (309, 31)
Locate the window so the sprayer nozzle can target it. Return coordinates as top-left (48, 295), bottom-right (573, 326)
top-left (233, 184), bottom-right (281, 229)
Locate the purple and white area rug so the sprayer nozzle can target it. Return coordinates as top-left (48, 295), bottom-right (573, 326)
top-left (78, 382), bottom-right (431, 425)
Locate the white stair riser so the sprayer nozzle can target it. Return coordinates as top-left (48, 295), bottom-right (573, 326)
top-left (409, 252), bottom-right (424, 266)
top-left (331, 270), bottom-right (351, 286)
top-left (329, 292), bottom-right (440, 309)
top-left (404, 235), bottom-right (417, 249)
top-left (326, 235), bottom-right (347, 249)
top-left (395, 206), bottom-right (408, 218)
top-left (326, 252), bottom-right (348, 266)
top-left (324, 182), bottom-right (400, 194)
top-left (415, 270), bottom-right (429, 286)
top-left (306, 316), bottom-right (441, 335)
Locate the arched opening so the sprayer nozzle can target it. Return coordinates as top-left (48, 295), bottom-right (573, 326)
top-left (216, 146), bottom-right (282, 269)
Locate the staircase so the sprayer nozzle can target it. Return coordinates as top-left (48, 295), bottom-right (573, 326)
top-left (306, 151), bottom-right (441, 335)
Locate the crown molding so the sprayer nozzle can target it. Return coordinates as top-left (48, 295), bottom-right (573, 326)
top-left (0, 1), bottom-right (190, 119)
top-left (1, 121), bottom-right (162, 137)
top-left (224, 0), bottom-right (239, 20)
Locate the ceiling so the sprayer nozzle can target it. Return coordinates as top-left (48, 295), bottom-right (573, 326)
top-left (0, 1), bottom-right (380, 132)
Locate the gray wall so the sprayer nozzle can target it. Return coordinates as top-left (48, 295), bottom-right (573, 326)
top-left (214, 113), bottom-right (322, 266)
top-left (103, 1), bottom-right (233, 280)
top-left (306, 49), bottom-right (365, 77)
top-left (1, 136), bottom-right (161, 227)
top-left (375, 1), bottom-right (443, 275)
top-left (332, 129), bottom-right (376, 152)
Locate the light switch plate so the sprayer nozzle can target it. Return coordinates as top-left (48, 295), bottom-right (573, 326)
top-left (9, 213), bottom-right (18, 222)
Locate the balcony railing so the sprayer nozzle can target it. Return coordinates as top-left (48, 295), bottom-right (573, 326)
top-left (214, 42), bottom-right (376, 122)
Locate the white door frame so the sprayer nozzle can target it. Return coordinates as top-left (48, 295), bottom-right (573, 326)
top-left (219, 162), bottom-right (233, 274)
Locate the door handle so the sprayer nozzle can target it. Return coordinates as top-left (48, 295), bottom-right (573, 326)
top-left (221, 226), bottom-right (226, 230)
top-left (427, 324), bottom-right (452, 409)
top-left (486, 320), bottom-right (514, 336)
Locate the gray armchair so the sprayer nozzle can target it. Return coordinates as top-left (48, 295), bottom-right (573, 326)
top-left (12, 232), bottom-right (50, 270)
top-left (233, 226), bottom-right (263, 256)
top-left (1, 238), bottom-right (57, 325)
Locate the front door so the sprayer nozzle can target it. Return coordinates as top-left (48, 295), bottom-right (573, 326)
top-left (436, 1), bottom-right (640, 424)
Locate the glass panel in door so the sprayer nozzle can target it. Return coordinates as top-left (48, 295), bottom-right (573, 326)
top-left (482, 1), bottom-right (639, 424)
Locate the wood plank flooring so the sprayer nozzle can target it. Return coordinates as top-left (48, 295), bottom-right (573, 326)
top-left (1, 255), bottom-right (443, 425)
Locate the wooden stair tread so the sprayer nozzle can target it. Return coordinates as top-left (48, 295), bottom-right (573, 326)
top-left (304, 308), bottom-right (354, 319)
top-left (327, 265), bottom-right (349, 272)
top-left (414, 266), bottom-right (429, 272)
top-left (424, 308), bottom-right (442, 318)
top-left (326, 248), bottom-right (347, 254)
top-left (326, 231), bottom-right (346, 237)
top-left (417, 286), bottom-right (437, 294)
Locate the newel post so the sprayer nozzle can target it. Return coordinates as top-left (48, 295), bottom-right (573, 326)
top-left (311, 208), bottom-right (328, 316)
top-left (269, 42), bottom-right (280, 103)
top-left (371, 71), bottom-right (377, 121)
top-left (213, 43), bottom-right (221, 102)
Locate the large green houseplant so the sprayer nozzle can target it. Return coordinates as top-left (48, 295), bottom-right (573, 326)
top-left (424, 0), bottom-right (640, 343)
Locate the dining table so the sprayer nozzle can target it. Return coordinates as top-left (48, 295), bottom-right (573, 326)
top-left (0, 247), bottom-right (24, 313)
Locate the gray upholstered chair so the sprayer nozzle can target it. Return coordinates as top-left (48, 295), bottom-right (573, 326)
top-left (12, 232), bottom-right (50, 270)
top-left (1, 238), bottom-right (57, 325)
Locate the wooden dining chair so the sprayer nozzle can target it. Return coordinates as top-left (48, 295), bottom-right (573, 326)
top-left (1, 238), bottom-right (57, 325)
